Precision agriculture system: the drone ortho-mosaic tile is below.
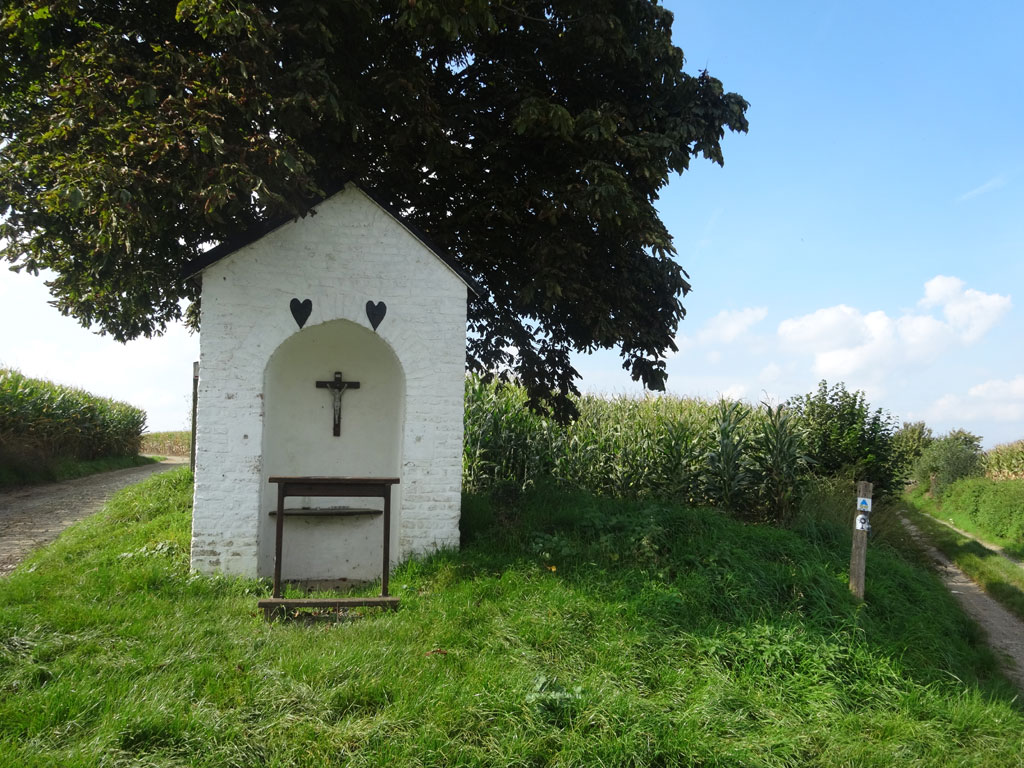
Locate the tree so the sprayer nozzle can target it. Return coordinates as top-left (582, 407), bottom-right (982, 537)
top-left (786, 381), bottom-right (900, 496)
top-left (912, 429), bottom-right (984, 497)
top-left (0, 0), bottom-right (748, 417)
top-left (891, 420), bottom-right (934, 486)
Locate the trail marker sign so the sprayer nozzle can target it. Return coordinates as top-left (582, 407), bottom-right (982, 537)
top-left (849, 481), bottom-right (873, 600)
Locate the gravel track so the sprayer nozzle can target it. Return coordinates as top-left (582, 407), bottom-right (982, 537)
top-left (901, 515), bottom-right (1024, 691)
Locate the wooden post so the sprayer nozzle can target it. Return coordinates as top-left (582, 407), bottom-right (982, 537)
top-left (189, 361), bottom-right (199, 473)
top-left (849, 480), bottom-right (873, 600)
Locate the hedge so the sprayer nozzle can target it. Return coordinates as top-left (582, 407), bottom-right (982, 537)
top-left (942, 476), bottom-right (1024, 544)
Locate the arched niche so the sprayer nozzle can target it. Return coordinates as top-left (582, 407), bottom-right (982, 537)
top-left (257, 319), bottom-right (406, 583)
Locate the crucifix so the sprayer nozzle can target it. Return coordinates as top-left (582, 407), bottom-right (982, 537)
top-left (315, 371), bottom-right (361, 436)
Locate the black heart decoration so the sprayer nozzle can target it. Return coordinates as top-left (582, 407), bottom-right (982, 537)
top-left (366, 300), bottom-right (387, 331)
top-left (290, 298), bottom-right (312, 329)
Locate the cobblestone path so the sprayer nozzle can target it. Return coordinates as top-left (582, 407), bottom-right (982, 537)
top-left (0, 458), bottom-right (185, 576)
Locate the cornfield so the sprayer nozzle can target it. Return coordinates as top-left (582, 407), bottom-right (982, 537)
top-left (463, 376), bottom-right (811, 522)
top-left (0, 368), bottom-right (146, 468)
top-left (986, 440), bottom-right (1024, 480)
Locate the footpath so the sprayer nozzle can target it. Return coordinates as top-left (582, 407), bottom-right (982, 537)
top-left (0, 458), bottom-right (185, 576)
top-left (900, 515), bottom-right (1024, 691)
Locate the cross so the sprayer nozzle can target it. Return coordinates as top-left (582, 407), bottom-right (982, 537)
top-left (315, 371), bottom-right (361, 436)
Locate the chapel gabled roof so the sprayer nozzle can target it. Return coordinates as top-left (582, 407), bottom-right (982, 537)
top-left (180, 181), bottom-right (479, 295)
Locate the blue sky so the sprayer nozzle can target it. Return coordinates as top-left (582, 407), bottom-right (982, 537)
top-left (1, 0), bottom-right (1021, 446)
top-left (575, 0), bottom-right (1024, 447)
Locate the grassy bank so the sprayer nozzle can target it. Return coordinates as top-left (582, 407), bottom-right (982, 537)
top-left (1, 469), bottom-right (1021, 766)
top-left (0, 454), bottom-right (159, 489)
top-left (929, 479), bottom-right (1024, 558)
top-left (907, 485), bottom-right (1024, 561)
top-left (901, 493), bottom-right (1024, 622)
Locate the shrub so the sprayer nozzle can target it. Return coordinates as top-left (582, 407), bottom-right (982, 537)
top-left (891, 421), bottom-right (934, 485)
top-left (913, 431), bottom-right (984, 497)
top-left (785, 381), bottom-right (899, 496)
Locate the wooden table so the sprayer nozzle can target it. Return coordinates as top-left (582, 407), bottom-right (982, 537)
top-left (257, 476), bottom-right (400, 619)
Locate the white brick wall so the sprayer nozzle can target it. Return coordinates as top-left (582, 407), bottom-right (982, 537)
top-left (191, 184), bottom-right (467, 579)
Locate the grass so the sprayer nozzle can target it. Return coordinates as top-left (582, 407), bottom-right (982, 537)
top-left (141, 430), bottom-right (191, 457)
top-left (0, 454), bottom-right (160, 489)
top-left (906, 485), bottom-right (1024, 560)
top-left (1, 469), bottom-right (1022, 766)
top-left (936, 479), bottom-right (1024, 557)
top-left (901, 491), bottom-right (1024, 623)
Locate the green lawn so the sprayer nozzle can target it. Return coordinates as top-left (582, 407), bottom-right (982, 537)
top-left (0, 469), bottom-right (1021, 767)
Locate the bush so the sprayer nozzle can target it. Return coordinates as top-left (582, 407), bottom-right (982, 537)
top-left (913, 431), bottom-right (984, 497)
top-left (785, 381), bottom-right (899, 496)
top-left (891, 421), bottom-right (934, 485)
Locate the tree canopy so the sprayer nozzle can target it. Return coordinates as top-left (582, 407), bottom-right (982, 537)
top-left (0, 0), bottom-right (748, 416)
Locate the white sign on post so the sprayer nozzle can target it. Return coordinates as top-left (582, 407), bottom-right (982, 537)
top-left (855, 514), bottom-right (871, 531)
top-left (857, 497), bottom-right (872, 513)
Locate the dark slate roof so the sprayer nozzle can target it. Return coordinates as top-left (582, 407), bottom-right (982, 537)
top-left (180, 181), bottom-right (479, 295)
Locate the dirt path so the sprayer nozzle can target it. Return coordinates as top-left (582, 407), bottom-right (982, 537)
top-left (0, 458), bottom-right (186, 576)
top-left (900, 515), bottom-right (1024, 691)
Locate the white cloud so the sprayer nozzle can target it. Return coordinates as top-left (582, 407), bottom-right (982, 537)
top-left (958, 175), bottom-right (1006, 201)
top-left (918, 376), bottom-right (1024, 435)
top-left (672, 306), bottom-right (768, 359)
top-left (777, 276), bottom-right (1011, 380)
top-left (777, 305), bottom-right (868, 352)
top-left (758, 363), bottom-right (782, 383)
top-left (968, 375), bottom-right (1024, 401)
top-left (919, 275), bottom-right (1012, 342)
top-left (697, 307), bottom-right (768, 345)
top-left (720, 384), bottom-right (748, 401)
top-left (894, 314), bottom-right (947, 360)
